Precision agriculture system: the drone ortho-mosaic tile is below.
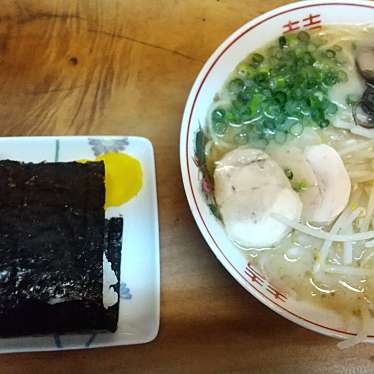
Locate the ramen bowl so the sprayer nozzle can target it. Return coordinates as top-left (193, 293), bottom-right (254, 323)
top-left (180, 0), bottom-right (374, 343)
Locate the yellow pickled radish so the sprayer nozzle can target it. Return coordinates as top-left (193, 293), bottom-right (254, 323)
top-left (80, 152), bottom-right (143, 208)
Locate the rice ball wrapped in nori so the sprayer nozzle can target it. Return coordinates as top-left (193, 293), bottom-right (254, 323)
top-left (0, 160), bottom-right (123, 337)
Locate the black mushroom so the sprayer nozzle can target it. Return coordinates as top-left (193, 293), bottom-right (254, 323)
top-left (356, 45), bottom-right (374, 86)
top-left (361, 87), bottom-right (374, 115)
top-left (353, 45), bottom-right (374, 128)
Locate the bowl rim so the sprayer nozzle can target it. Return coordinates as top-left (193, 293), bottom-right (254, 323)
top-left (180, 0), bottom-right (374, 340)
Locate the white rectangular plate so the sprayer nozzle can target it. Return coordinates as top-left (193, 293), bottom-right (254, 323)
top-left (0, 136), bottom-right (160, 353)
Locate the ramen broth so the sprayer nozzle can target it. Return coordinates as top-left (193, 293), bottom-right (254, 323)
top-left (204, 25), bottom-right (374, 331)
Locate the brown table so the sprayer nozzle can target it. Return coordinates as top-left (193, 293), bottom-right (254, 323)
top-left (1, 0), bottom-right (374, 373)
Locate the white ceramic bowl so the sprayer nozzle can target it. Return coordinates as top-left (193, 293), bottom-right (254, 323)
top-left (180, 0), bottom-right (374, 341)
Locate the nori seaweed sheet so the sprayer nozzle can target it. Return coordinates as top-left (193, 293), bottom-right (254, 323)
top-left (105, 218), bottom-right (123, 297)
top-left (0, 160), bottom-right (123, 337)
top-left (103, 217), bottom-right (123, 332)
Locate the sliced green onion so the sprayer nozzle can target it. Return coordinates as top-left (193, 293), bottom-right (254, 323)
top-left (263, 119), bottom-right (276, 129)
top-left (248, 94), bottom-right (263, 115)
top-left (237, 63), bottom-right (256, 78)
top-left (319, 118), bottom-right (330, 128)
top-left (297, 31), bottom-right (310, 42)
top-left (311, 106), bottom-right (323, 119)
top-left (209, 29), bottom-right (348, 143)
top-left (270, 76), bottom-right (287, 90)
top-left (252, 53), bottom-right (264, 64)
top-left (232, 99), bottom-right (246, 112)
top-left (262, 89), bottom-right (272, 98)
top-left (282, 117), bottom-right (298, 131)
top-left (273, 49), bottom-right (283, 59)
top-left (320, 98), bottom-right (331, 110)
top-left (224, 111), bottom-right (238, 124)
top-left (257, 64), bottom-right (271, 74)
top-left (346, 94), bottom-right (360, 106)
top-left (336, 70), bottom-right (348, 83)
top-left (289, 122), bottom-right (304, 136)
top-left (302, 52), bottom-right (315, 65)
top-left (300, 101), bottom-right (311, 116)
top-left (279, 36), bottom-right (287, 49)
top-left (292, 88), bottom-right (304, 100)
top-left (273, 91), bottom-right (287, 105)
top-left (313, 90), bottom-right (325, 102)
top-left (325, 102), bottom-right (338, 115)
top-left (293, 73), bottom-right (305, 87)
top-left (314, 36), bottom-right (327, 47)
top-left (323, 71), bottom-right (337, 86)
top-left (254, 72), bottom-right (268, 84)
top-left (325, 49), bottom-right (336, 58)
top-left (265, 104), bottom-right (282, 119)
top-left (285, 101), bottom-right (300, 116)
top-left (228, 78), bottom-right (245, 94)
top-left (293, 180), bottom-right (307, 192)
top-left (288, 35), bottom-right (299, 48)
top-left (238, 87), bottom-right (253, 103)
top-left (213, 121), bottom-right (227, 135)
top-left (240, 110), bottom-right (253, 123)
top-left (274, 113), bottom-right (287, 126)
top-left (307, 43), bottom-right (317, 52)
top-left (212, 108), bottom-right (225, 123)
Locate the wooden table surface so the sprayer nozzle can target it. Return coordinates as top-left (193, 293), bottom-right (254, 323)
top-left (1, 0), bottom-right (374, 373)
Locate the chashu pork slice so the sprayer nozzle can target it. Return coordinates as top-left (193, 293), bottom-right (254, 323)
top-left (214, 148), bottom-right (302, 248)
